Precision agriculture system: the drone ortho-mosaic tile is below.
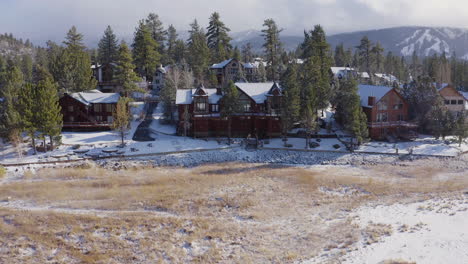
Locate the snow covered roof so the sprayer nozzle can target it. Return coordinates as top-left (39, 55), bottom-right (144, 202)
top-left (375, 73), bottom-right (398, 83)
top-left (330, 67), bottom-right (356, 78)
top-left (175, 89), bottom-right (223, 105)
top-left (359, 72), bottom-right (370, 78)
top-left (235, 82), bottom-right (279, 103)
top-left (69, 92), bottom-right (121, 106)
top-left (211, 59), bottom-right (234, 69)
top-left (461, 91), bottom-right (468, 100)
top-left (242, 62), bottom-right (257, 69)
top-left (357, 84), bottom-right (394, 108)
top-left (436, 83), bottom-right (450, 91)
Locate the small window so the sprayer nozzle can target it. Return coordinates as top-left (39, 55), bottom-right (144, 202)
top-left (107, 116), bottom-right (113, 123)
top-left (106, 104), bottom-right (113, 113)
top-left (211, 104), bottom-right (219, 112)
top-left (69, 116), bottom-right (74, 122)
top-left (243, 103), bottom-right (251, 112)
top-left (377, 100), bottom-right (388, 110)
top-left (445, 100), bottom-right (450, 105)
top-left (68, 105), bottom-right (74, 112)
top-left (377, 113), bottom-right (388, 122)
top-left (393, 99), bottom-right (403, 110)
top-left (458, 100), bottom-right (464, 105)
top-left (95, 116), bottom-right (103, 122)
top-left (397, 114), bottom-right (404, 121)
top-left (451, 100), bottom-right (457, 105)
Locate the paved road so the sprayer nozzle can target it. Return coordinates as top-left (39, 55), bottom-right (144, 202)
top-left (132, 102), bottom-right (158, 142)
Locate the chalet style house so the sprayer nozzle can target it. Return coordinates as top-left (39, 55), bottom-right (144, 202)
top-left (59, 90), bottom-right (120, 130)
top-left (210, 59), bottom-right (258, 87)
top-left (92, 63), bottom-right (119, 92)
top-left (153, 65), bottom-right (169, 93)
top-left (357, 85), bottom-right (417, 140)
top-left (175, 82), bottom-right (282, 138)
top-left (437, 85), bottom-right (468, 117)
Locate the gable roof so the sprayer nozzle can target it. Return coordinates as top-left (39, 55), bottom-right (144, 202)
top-left (175, 89), bottom-right (222, 105)
top-left (357, 84), bottom-right (394, 108)
top-left (210, 59), bottom-right (234, 69)
top-left (461, 91), bottom-right (468, 100)
top-left (235, 82), bottom-right (279, 104)
top-left (69, 91), bottom-right (120, 106)
top-left (331, 67), bottom-right (355, 77)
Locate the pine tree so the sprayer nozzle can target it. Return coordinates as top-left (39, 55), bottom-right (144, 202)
top-left (36, 73), bottom-right (62, 151)
top-left (206, 12), bottom-right (232, 62)
top-left (60, 26), bottom-right (97, 92)
top-left (371, 42), bottom-right (384, 73)
top-left (98, 25), bottom-right (119, 65)
top-left (300, 56), bottom-right (320, 148)
top-left (232, 46), bottom-right (241, 61)
top-left (334, 43), bottom-right (346, 67)
top-left (145, 13), bottom-right (167, 54)
top-left (166, 24), bottom-right (178, 64)
top-left (20, 54), bottom-right (33, 83)
top-left (261, 19), bottom-right (283, 81)
top-left (256, 63), bottom-right (267, 82)
top-left (220, 81), bottom-right (241, 144)
top-left (112, 97), bottom-right (132, 146)
top-left (0, 63), bottom-right (23, 140)
top-left (187, 19), bottom-right (210, 84)
top-left (280, 63), bottom-right (301, 144)
top-left (114, 41), bottom-right (142, 95)
top-left (132, 20), bottom-right (160, 81)
top-left (18, 82), bottom-right (38, 154)
top-left (357, 36), bottom-right (372, 74)
top-left (241, 43), bottom-right (253, 62)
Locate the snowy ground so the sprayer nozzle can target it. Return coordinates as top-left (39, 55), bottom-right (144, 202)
top-left (357, 136), bottom-right (468, 157)
top-left (342, 196), bottom-right (468, 264)
top-left (150, 102), bottom-right (177, 135)
top-left (266, 137), bottom-right (346, 151)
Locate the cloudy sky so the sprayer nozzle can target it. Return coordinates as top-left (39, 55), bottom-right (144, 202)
top-left (1, 0), bottom-right (468, 46)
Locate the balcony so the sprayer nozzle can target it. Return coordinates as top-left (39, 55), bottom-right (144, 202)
top-left (368, 121), bottom-right (418, 128)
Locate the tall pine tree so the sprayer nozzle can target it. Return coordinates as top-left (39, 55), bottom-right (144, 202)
top-left (187, 19), bottom-right (210, 84)
top-left (132, 20), bottom-right (160, 81)
top-left (262, 19), bottom-right (283, 81)
top-left (280, 63), bottom-right (301, 144)
top-left (220, 81), bottom-right (241, 144)
top-left (98, 25), bottom-right (119, 65)
top-left (114, 41), bottom-right (142, 95)
top-left (206, 12), bottom-right (232, 62)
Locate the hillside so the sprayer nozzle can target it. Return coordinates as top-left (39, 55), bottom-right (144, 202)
top-left (0, 33), bottom-right (35, 58)
top-left (231, 26), bottom-right (468, 58)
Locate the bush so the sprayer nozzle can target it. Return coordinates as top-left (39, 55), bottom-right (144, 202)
top-left (309, 142), bottom-right (320, 148)
top-left (333, 144), bottom-right (341, 149)
top-left (284, 143), bottom-right (293, 148)
top-left (316, 138), bottom-right (321, 142)
top-left (0, 166), bottom-right (6, 178)
top-left (72, 144), bottom-right (81, 150)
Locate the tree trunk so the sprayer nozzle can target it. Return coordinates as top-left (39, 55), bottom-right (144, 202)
top-left (49, 135), bottom-right (54, 151)
top-left (31, 135), bottom-right (37, 155)
top-left (121, 130), bottom-right (125, 146)
top-left (228, 117), bottom-right (232, 145)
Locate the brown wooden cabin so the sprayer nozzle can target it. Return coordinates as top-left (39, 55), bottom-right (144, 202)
top-left (59, 91), bottom-right (120, 131)
top-left (92, 63), bottom-right (121, 92)
top-left (176, 82), bottom-right (282, 138)
top-left (358, 84), bottom-right (417, 140)
top-left (437, 85), bottom-right (468, 117)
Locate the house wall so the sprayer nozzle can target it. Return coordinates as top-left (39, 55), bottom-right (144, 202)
top-left (365, 89), bottom-right (412, 140)
top-left (59, 95), bottom-right (116, 130)
top-left (439, 86), bottom-right (466, 114)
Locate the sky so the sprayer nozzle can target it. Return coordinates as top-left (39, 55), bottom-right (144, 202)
top-left (1, 0), bottom-right (468, 46)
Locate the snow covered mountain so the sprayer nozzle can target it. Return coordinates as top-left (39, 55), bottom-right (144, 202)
top-left (230, 26), bottom-right (468, 58)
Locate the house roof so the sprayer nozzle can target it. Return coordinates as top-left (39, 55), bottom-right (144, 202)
top-left (69, 91), bottom-right (120, 106)
top-left (461, 91), bottom-right (468, 100)
top-left (175, 83), bottom-right (280, 105)
top-left (242, 62), bottom-right (257, 69)
top-left (357, 84), bottom-right (394, 108)
top-left (235, 82), bottom-right (279, 103)
top-left (175, 89), bottom-right (223, 105)
top-left (375, 73), bottom-right (398, 83)
top-left (211, 59), bottom-right (234, 69)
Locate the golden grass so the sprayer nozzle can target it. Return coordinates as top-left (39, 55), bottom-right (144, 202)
top-left (0, 162), bottom-right (466, 263)
top-left (0, 166), bottom-right (5, 178)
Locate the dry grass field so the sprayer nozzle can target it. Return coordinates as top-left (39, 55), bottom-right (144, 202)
top-left (0, 162), bottom-right (466, 263)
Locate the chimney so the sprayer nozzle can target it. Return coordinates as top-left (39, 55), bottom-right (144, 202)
top-left (368, 96), bottom-right (375, 106)
top-left (216, 87), bottom-right (222, 95)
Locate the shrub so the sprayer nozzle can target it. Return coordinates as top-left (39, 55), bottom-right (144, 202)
top-left (316, 138), bottom-right (321, 142)
top-left (284, 143), bottom-right (293, 148)
top-left (309, 142), bottom-right (320, 148)
top-left (0, 166), bottom-right (6, 178)
top-left (72, 144), bottom-right (81, 150)
top-left (333, 144), bottom-right (341, 149)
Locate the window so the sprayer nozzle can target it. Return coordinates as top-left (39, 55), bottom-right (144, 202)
top-left (229, 68), bottom-right (238, 75)
top-left (393, 99), bottom-right (403, 110)
top-left (211, 104), bottom-right (219, 112)
top-left (445, 100), bottom-right (450, 105)
top-left (243, 103), bottom-right (251, 112)
top-left (69, 116), bottom-right (74, 122)
top-left (95, 116), bottom-right (103, 122)
top-left (68, 105), bottom-right (74, 112)
top-left (106, 104), bottom-right (113, 113)
top-left (107, 116), bottom-right (114, 123)
top-left (458, 100), bottom-right (464, 105)
top-left (93, 104), bottom-right (102, 112)
top-left (196, 102), bottom-right (206, 112)
top-left (451, 100), bottom-right (457, 105)
top-left (377, 113), bottom-right (388, 122)
top-left (377, 100), bottom-right (388, 110)
top-left (397, 114), bottom-right (404, 121)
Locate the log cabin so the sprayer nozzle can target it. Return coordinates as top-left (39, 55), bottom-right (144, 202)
top-left (59, 90), bottom-right (120, 131)
top-left (358, 85), bottom-right (418, 140)
top-left (210, 58), bottom-right (258, 87)
top-left (176, 82), bottom-right (282, 138)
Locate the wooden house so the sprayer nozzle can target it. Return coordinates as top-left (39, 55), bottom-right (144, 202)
top-left (175, 82), bottom-right (282, 138)
top-left (357, 85), bottom-right (417, 140)
top-left (210, 59), bottom-right (258, 87)
top-left (437, 85), bottom-right (468, 117)
top-left (59, 90), bottom-right (120, 130)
